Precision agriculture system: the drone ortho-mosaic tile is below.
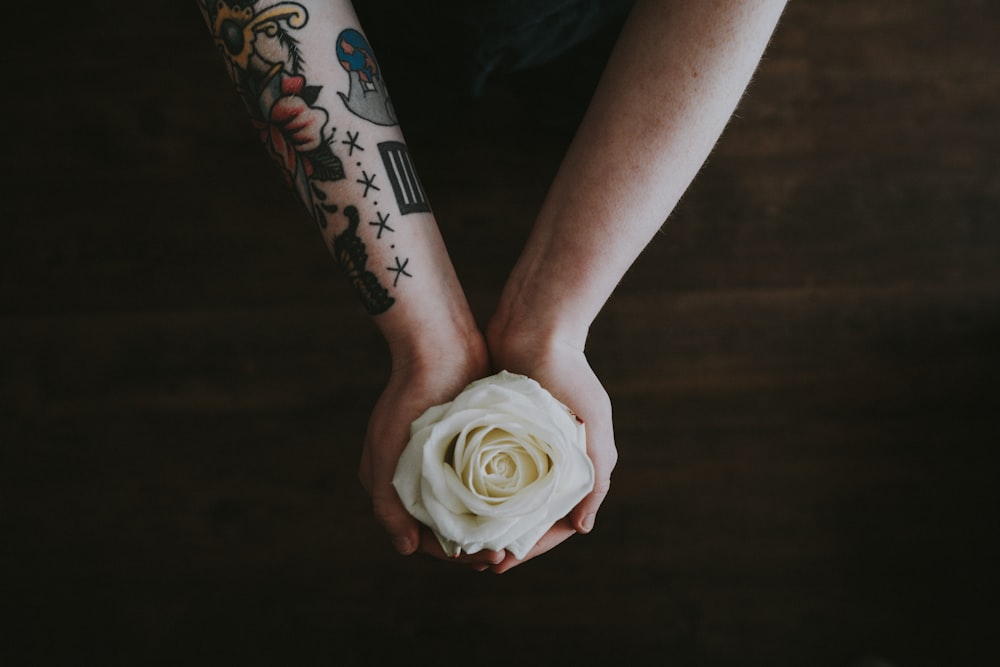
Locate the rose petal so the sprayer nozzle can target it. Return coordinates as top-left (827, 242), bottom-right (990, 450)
top-left (391, 371), bottom-right (596, 560)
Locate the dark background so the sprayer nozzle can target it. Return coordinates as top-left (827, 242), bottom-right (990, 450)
top-left (3, 1), bottom-right (999, 665)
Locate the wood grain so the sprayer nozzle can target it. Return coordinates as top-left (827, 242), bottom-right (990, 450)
top-left (2, 2), bottom-right (998, 665)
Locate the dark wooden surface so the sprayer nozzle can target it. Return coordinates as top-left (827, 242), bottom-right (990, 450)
top-left (2, 2), bottom-right (999, 665)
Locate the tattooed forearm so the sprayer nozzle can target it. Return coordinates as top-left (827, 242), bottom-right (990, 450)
top-left (379, 142), bottom-right (431, 215)
top-left (356, 170), bottom-right (380, 198)
top-left (199, 1), bottom-right (425, 315)
top-left (369, 211), bottom-right (394, 239)
top-left (386, 257), bottom-right (413, 287)
top-left (335, 29), bottom-right (398, 126)
top-left (333, 206), bottom-right (395, 315)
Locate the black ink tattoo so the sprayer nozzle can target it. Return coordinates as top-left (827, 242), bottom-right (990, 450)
top-left (202, 1), bottom-right (346, 221)
top-left (369, 211), bottom-right (394, 239)
top-left (202, 3), bottom-right (401, 314)
top-left (357, 170), bottom-right (381, 198)
top-left (378, 141), bottom-right (431, 215)
top-left (386, 257), bottom-right (413, 287)
top-left (333, 206), bottom-right (395, 315)
top-left (342, 131), bottom-right (364, 156)
top-left (310, 183), bottom-right (340, 229)
top-left (274, 21), bottom-right (306, 74)
top-left (335, 29), bottom-right (398, 126)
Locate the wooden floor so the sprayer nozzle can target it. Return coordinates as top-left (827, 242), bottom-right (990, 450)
top-left (3, 2), bottom-right (998, 665)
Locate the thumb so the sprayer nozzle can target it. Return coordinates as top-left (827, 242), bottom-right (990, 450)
top-left (372, 488), bottom-right (420, 556)
top-left (570, 423), bottom-right (617, 534)
top-left (571, 475), bottom-right (612, 534)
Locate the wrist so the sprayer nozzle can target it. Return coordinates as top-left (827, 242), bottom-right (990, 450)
top-left (487, 265), bottom-right (592, 360)
top-left (486, 300), bottom-right (588, 382)
top-left (385, 309), bottom-right (488, 379)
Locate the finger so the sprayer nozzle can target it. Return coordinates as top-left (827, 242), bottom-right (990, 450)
top-left (371, 487), bottom-right (421, 556)
top-left (358, 444), bottom-right (372, 494)
top-left (569, 435), bottom-right (616, 533)
top-left (490, 519), bottom-right (577, 574)
top-left (364, 415), bottom-right (421, 555)
top-left (570, 393), bottom-right (618, 533)
top-left (418, 529), bottom-right (506, 566)
top-left (570, 476), bottom-right (613, 535)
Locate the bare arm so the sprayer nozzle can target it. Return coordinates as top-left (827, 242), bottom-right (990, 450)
top-left (488, 0), bottom-right (788, 572)
top-left (198, 0), bottom-right (497, 567)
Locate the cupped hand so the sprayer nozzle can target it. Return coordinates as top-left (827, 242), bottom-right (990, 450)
top-left (485, 324), bottom-right (618, 574)
top-left (359, 336), bottom-right (505, 570)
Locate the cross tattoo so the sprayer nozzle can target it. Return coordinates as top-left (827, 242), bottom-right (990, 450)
top-left (386, 256), bottom-right (412, 286)
top-left (357, 170), bottom-right (380, 198)
top-left (342, 130), bottom-right (364, 156)
top-left (368, 211), bottom-right (394, 239)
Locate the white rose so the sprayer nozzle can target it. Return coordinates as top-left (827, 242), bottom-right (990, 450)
top-left (392, 371), bottom-right (595, 560)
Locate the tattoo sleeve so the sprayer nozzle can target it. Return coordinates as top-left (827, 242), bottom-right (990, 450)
top-left (199, 1), bottom-right (426, 315)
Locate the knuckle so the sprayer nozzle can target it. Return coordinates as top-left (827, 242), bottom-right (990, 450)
top-left (607, 446), bottom-right (619, 470)
top-left (357, 465), bottom-right (372, 494)
top-left (371, 499), bottom-right (402, 529)
top-left (593, 441), bottom-right (618, 473)
top-left (591, 477), bottom-right (612, 500)
top-left (597, 387), bottom-right (613, 414)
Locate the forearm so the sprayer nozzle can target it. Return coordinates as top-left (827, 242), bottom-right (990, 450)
top-left (199, 1), bottom-right (480, 363)
top-left (492, 0), bottom-right (787, 348)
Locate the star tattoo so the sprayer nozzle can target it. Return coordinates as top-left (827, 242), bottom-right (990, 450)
top-left (368, 210), bottom-right (394, 239)
top-left (357, 170), bottom-right (380, 198)
top-left (342, 130), bottom-right (364, 156)
top-left (386, 256), bottom-right (412, 286)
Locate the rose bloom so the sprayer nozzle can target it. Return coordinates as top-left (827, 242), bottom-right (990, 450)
top-left (392, 371), bottom-right (595, 560)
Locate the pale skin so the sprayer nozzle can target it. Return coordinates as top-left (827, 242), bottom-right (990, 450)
top-left (200, 0), bottom-right (787, 573)
top-left (487, 0), bottom-right (789, 573)
top-left (199, 0), bottom-right (499, 569)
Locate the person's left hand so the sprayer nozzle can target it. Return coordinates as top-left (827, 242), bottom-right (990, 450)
top-left (484, 324), bottom-right (618, 574)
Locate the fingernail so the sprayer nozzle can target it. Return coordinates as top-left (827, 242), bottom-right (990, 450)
top-left (393, 537), bottom-right (414, 555)
top-left (581, 513), bottom-right (596, 533)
